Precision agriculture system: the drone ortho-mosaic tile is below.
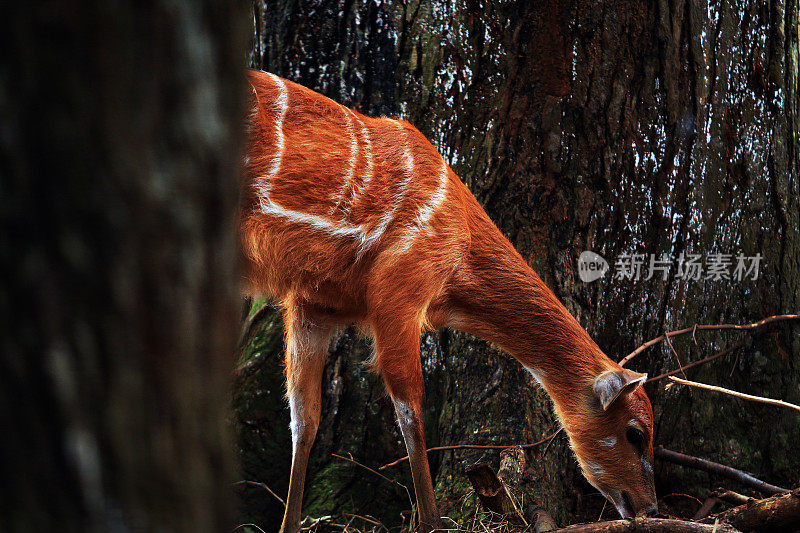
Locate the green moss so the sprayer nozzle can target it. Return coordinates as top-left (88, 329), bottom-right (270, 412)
top-left (234, 305), bottom-right (290, 527)
top-left (435, 472), bottom-right (480, 525)
top-left (303, 462), bottom-right (354, 516)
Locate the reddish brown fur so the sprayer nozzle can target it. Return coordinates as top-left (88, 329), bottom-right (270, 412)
top-left (241, 70), bottom-right (657, 532)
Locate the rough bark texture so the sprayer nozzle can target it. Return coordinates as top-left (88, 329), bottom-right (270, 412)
top-left (239, 0), bottom-right (800, 528)
top-left (1, 2), bottom-right (247, 531)
top-left (701, 489), bottom-right (800, 532)
top-left (465, 462), bottom-right (526, 524)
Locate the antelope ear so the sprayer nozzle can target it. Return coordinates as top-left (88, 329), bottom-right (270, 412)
top-left (593, 369), bottom-right (647, 410)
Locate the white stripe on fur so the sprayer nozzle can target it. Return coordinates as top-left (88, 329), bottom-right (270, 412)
top-left (259, 198), bottom-right (366, 238)
top-left (253, 73), bottom-right (288, 201)
top-left (357, 121), bottom-right (414, 254)
top-left (330, 110), bottom-right (359, 216)
top-left (342, 112), bottom-right (374, 214)
top-left (395, 157), bottom-right (449, 253)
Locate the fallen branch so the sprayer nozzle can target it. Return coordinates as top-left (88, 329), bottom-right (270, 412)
top-left (713, 490), bottom-right (751, 506)
top-left (692, 489), bottom-right (753, 521)
top-left (525, 505), bottom-right (559, 532)
top-left (655, 446), bottom-right (790, 495)
top-left (618, 314), bottom-right (799, 367)
top-left (691, 495), bottom-right (720, 521)
top-left (464, 458), bottom-right (796, 533)
top-left (481, 491), bottom-right (800, 533)
top-left (551, 518), bottom-right (739, 533)
top-left (378, 428), bottom-right (562, 470)
top-left (550, 517), bottom-right (740, 532)
top-left (666, 376), bottom-right (800, 413)
top-left (701, 488), bottom-right (800, 532)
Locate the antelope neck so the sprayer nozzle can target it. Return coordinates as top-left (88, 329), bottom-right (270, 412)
top-left (450, 219), bottom-right (615, 414)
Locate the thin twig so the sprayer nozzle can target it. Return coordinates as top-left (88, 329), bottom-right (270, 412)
top-left (618, 314), bottom-right (799, 367)
top-left (234, 480), bottom-right (286, 507)
top-left (667, 376), bottom-right (800, 413)
top-left (597, 499), bottom-right (606, 521)
top-left (655, 446), bottom-right (790, 495)
top-left (728, 347), bottom-right (741, 378)
top-left (377, 428), bottom-right (562, 470)
top-left (331, 452), bottom-right (414, 509)
top-left (542, 427), bottom-right (564, 455)
top-left (660, 492), bottom-right (705, 507)
top-left (646, 341), bottom-right (745, 383)
top-left (342, 513), bottom-right (385, 529)
top-left (234, 523), bottom-right (268, 533)
top-left (332, 453), bottom-right (402, 486)
top-left (663, 333), bottom-right (687, 378)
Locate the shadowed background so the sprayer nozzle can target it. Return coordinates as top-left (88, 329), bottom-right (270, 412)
top-left (1, 1), bottom-right (797, 531)
top-left (239, 0), bottom-right (799, 528)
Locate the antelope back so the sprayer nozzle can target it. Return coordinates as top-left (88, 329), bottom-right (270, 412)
top-left (241, 70), bottom-right (467, 312)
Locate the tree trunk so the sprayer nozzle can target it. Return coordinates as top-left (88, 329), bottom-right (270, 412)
top-left (242, 0), bottom-right (799, 528)
top-left (0, 2), bottom-right (247, 531)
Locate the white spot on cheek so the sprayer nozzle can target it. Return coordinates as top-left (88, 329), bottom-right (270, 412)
top-left (642, 456), bottom-right (653, 475)
top-left (586, 461), bottom-right (604, 477)
top-left (599, 435), bottom-right (617, 447)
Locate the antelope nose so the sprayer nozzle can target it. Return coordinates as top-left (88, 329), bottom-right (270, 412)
top-left (645, 504), bottom-right (658, 517)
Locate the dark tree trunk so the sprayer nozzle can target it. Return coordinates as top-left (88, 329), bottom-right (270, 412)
top-left (241, 0), bottom-right (799, 528)
top-left (1, 2), bottom-right (248, 532)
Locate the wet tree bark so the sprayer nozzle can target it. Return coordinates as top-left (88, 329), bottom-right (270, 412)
top-left (241, 0), bottom-right (799, 528)
top-left (1, 2), bottom-right (247, 532)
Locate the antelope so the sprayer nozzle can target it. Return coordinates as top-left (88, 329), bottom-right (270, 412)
top-left (241, 70), bottom-right (658, 532)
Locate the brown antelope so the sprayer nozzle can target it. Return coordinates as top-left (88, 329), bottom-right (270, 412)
top-left (241, 70), bottom-right (658, 532)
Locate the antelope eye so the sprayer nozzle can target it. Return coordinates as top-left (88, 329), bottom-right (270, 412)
top-left (626, 427), bottom-right (645, 450)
